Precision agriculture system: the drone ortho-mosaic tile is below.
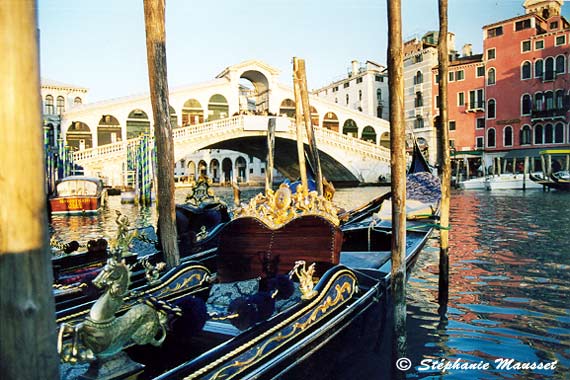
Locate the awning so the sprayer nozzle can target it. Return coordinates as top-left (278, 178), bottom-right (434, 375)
top-left (451, 150), bottom-right (483, 158)
top-left (502, 148), bottom-right (544, 159)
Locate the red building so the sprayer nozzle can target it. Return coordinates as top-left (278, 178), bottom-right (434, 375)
top-left (433, 0), bottom-right (570, 170)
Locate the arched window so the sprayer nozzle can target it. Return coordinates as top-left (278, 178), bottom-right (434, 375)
top-left (534, 93), bottom-right (544, 111)
top-left (555, 90), bottom-right (565, 110)
top-left (554, 123), bottom-right (564, 143)
top-left (521, 94), bottom-right (532, 115)
top-left (56, 96), bottom-right (65, 115)
top-left (521, 61), bottom-right (531, 79)
top-left (555, 55), bottom-right (565, 74)
top-left (544, 124), bottom-right (554, 144)
top-left (545, 91), bottom-right (554, 110)
top-left (487, 68), bottom-right (496, 85)
top-left (504, 126), bottom-right (513, 147)
top-left (534, 124), bottom-right (543, 144)
top-left (520, 125), bottom-right (532, 145)
top-left (74, 97), bottom-right (82, 105)
top-left (414, 71), bottom-right (423, 84)
top-left (545, 57), bottom-right (554, 80)
top-left (487, 128), bottom-right (496, 148)
top-left (376, 88), bottom-right (382, 102)
top-left (414, 116), bottom-right (424, 129)
top-left (487, 99), bottom-right (496, 119)
top-left (45, 95), bottom-right (54, 114)
top-left (534, 59), bottom-right (543, 78)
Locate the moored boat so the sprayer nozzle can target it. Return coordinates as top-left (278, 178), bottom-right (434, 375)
top-left (485, 173), bottom-right (543, 190)
top-left (49, 176), bottom-right (107, 215)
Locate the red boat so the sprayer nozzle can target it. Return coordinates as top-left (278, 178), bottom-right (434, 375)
top-left (49, 176), bottom-right (107, 215)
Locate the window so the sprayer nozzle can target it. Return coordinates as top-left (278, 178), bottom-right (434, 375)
top-left (449, 72), bottom-right (455, 82)
top-left (346, 94), bottom-right (349, 105)
top-left (522, 94), bottom-right (532, 115)
top-left (555, 55), bottom-right (565, 74)
top-left (414, 71), bottom-right (423, 84)
top-left (554, 123), bottom-right (564, 143)
top-left (488, 99), bottom-right (496, 119)
top-left (435, 74), bottom-right (440, 83)
top-left (520, 125), bottom-right (532, 145)
top-left (534, 124), bottom-right (543, 144)
top-left (44, 95), bottom-right (54, 114)
top-left (515, 19), bottom-right (531, 31)
top-left (521, 61), bottom-right (531, 79)
top-left (504, 126), bottom-right (513, 147)
top-left (358, 90), bottom-right (362, 101)
top-left (476, 118), bottom-right (485, 129)
top-left (535, 93), bottom-right (544, 111)
top-left (335, 97), bottom-right (338, 103)
top-left (449, 121), bottom-right (456, 131)
top-left (415, 91), bottom-right (423, 107)
top-left (343, 82), bottom-right (350, 88)
top-left (534, 40), bottom-right (544, 50)
top-left (413, 55), bottom-right (423, 64)
top-left (487, 68), bottom-right (496, 85)
top-left (555, 90), bottom-right (565, 109)
top-left (535, 59), bottom-right (543, 78)
top-left (545, 124), bottom-right (553, 144)
top-left (356, 77), bottom-right (363, 84)
top-left (449, 139), bottom-right (455, 149)
top-left (487, 128), bottom-right (496, 147)
top-left (521, 40), bottom-right (531, 52)
top-left (550, 21), bottom-right (559, 30)
top-left (375, 75), bottom-right (382, 82)
top-left (435, 95), bottom-right (439, 109)
top-left (414, 116), bottom-right (424, 129)
top-left (458, 92), bottom-right (465, 106)
top-left (487, 26), bottom-right (503, 38)
top-left (468, 89), bottom-right (484, 109)
top-left (555, 35), bottom-right (566, 46)
top-left (74, 97), bottom-right (82, 105)
top-left (377, 88), bottom-right (382, 102)
top-left (487, 48), bottom-right (496, 60)
top-left (333, 86), bottom-right (338, 92)
top-left (544, 57), bottom-right (555, 80)
top-left (56, 96), bottom-right (65, 115)
top-left (476, 136), bottom-right (484, 149)
top-left (545, 91), bottom-right (554, 110)
top-left (476, 66), bottom-right (485, 77)
top-left (456, 70), bottom-right (465, 81)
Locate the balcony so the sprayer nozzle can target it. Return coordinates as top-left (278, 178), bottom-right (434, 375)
top-left (465, 102), bottom-right (485, 113)
top-left (531, 108), bottom-right (568, 121)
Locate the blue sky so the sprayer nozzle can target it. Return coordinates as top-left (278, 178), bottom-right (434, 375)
top-left (38, 0), bottom-right (570, 102)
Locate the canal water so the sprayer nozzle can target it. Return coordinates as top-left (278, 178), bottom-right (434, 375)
top-left (49, 187), bottom-right (570, 379)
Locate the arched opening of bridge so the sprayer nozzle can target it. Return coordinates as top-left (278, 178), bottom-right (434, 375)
top-left (198, 160), bottom-right (208, 178)
top-left (182, 99), bottom-right (204, 126)
top-left (169, 105), bottom-right (179, 128)
top-left (235, 156), bottom-right (247, 183)
top-left (222, 158), bottom-right (232, 184)
top-left (187, 161), bottom-right (196, 181)
top-left (126, 109), bottom-right (150, 139)
top-left (67, 121), bottom-right (92, 150)
top-left (361, 126), bottom-right (377, 144)
top-left (97, 114), bottom-right (121, 146)
top-left (380, 132), bottom-right (390, 149)
top-left (208, 94), bottom-right (229, 122)
top-left (279, 99), bottom-right (295, 118)
top-left (210, 159), bottom-right (220, 182)
top-left (240, 70), bottom-right (269, 114)
top-left (342, 119), bottom-right (358, 138)
top-left (323, 112), bottom-right (339, 132)
top-left (310, 106), bottom-right (319, 126)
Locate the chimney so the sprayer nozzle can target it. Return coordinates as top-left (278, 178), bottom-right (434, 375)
top-left (351, 60), bottom-right (359, 76)
top-left (462, 43), bottom-right (473, 57)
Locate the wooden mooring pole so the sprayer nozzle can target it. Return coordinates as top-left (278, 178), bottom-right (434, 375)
top-left (292, 58), bottom-right (308, 191)
top-left (437, 0), bottom-right (451, 310)
top-left (294, 58), bottom-right (324, 195)
top-left (265, 117), bottom-right (276, 193)
top-left (386, 0), bottom-right (407, 377)
top-left (0, 1), bottom-right (60, 378)
top-left (143, 0), bottom-right (180, 269)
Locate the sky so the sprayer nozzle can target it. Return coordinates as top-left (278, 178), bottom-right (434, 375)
top-left (38, 0), bottom-right (570, 102)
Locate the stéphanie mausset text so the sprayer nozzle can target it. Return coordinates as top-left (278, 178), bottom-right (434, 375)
top-left (418, 358), bottom-right (558, 373)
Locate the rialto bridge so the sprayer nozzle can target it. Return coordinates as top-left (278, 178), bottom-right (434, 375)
top-left (62, 60), bottom-right (393, 186)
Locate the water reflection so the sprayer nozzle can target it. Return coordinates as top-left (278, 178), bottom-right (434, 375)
top-left (49, 187), bottom-right (570, 379)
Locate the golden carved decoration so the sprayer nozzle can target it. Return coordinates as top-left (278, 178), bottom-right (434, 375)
top-left (185, 175), bottom-right (222, 207)
top-left (291, 261), bottom-right (317, 300)
top-left (233, 183), bottom-right (339, 229)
